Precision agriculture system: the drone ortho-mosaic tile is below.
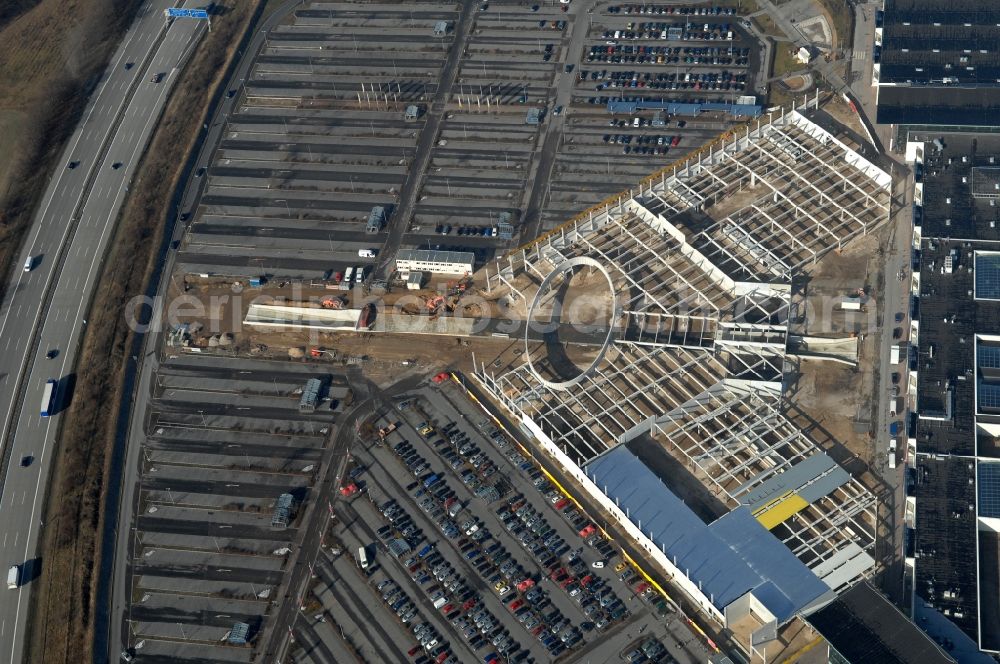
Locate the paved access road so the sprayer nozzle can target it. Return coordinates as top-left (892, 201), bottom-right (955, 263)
top-left (106, 2), bottom-right (306, 660)
top-left (0, 2), bottom-right (206, 660)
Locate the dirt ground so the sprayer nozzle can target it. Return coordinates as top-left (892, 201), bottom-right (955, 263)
top-left (786, 226), bottom-right (888, 479)
top-left (823, 95), bottom-right (868, 146)
top-left (164, 272), bottom-right (521, 386)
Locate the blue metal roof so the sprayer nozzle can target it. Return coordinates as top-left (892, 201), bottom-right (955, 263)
top-left (585, 445), bottom-right (831, 622)
top-left (606, 99), bottom-right (762, 117)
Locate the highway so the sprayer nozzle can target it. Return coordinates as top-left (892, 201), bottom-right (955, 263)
top-left (0, 1), bottom-right (206, 660)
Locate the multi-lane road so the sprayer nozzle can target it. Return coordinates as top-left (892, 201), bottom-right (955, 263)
top-left (0, 1), bottom-right (206, 660)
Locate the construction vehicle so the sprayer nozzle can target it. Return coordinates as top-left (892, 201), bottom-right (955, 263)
top-left (426, 295), bottom-right (446, 316)
top-left (446, 275), bottom-right (473, 297)
top-left (356, 302), bottom-right (375, 330)
top-left (378, 422), bottom-right (398, 439)
top-left (321, 296), bottom-right (346, 309)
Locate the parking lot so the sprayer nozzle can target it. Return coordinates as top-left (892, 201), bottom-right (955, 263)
top-left (293, 375), bottom-right (709, 664)
top-left (174, 0), bottom-right (764, 286)
top-left (120, 355), bottom-right (349, 661)
top-left (178, 1), bottom-right (460, 279)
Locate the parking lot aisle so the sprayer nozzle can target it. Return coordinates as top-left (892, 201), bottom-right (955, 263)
top-left (457, 377), bottom-right (733, 659)
top-left (334, 496), bottom-right (486, 663)
top-left (263, 388), bottom-right (368, 663)
top-left (375, 0), bottom-right (480, 279)
top-left (349, 430), bottom-right (547, 660)
top-left (521, 0), bottom-right (598, 242)
top-left (376, 395), bottom-right (640, 659)
top-left (289, 617), bottom-right (343, 664)
top-left (425, 378), bottom-right (713, 660)
top-left (312, 555), bottom-right (411, 663)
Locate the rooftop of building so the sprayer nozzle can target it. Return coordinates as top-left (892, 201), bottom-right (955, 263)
top-left (879, 0), bottom-right (1000, 88)
top-left (584, 444), bottom-right (835, 622)
top-left (914, 240), bottom-right (977, 455)
top-left (807, 582), bottom-right (956, 664)
top-left (913, 455), bottom-right (979, 640)
top-left (876, 86), bottom-right (1000, 128)
top-left (396, 248), bottom-right (476, 266)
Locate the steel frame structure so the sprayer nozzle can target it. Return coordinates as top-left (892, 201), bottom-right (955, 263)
top-left (476, 107), bottom-right (888, 597)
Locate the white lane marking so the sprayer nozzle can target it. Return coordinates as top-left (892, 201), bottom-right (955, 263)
top-left (0, 0), bottom-right (153, 459)
top-left (5, 24), bottom-right (188, 662)
top-left (2, 7), bottom-right (173, 662)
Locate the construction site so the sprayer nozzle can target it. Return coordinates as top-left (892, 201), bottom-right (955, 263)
top-left (160, 101), bottom-right (901, 660)
top-left (465, 105), bottom-right (891, 646)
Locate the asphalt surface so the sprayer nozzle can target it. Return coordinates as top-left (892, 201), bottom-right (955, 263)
top-left (0, 2), bottom-right (207, 660)
top-left (105, 2), bottom-right (306, 660)
top-left (520, 0), bottom-right (597, 243)
top-left (374, 0), bottom-right (478, 280)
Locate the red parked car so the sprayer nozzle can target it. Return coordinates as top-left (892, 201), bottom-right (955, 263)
top-left (432, 372), bottom-right (450, 384)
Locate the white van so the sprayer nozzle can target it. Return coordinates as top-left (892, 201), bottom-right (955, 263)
top-left (358, 249), bottom-right (376, 258)
top-left (23, 256), bottom-right (34, 272)
top-left (357, 546), bottom-right (369, 570)
top-left (7, 565), bottom-right (19, 589)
